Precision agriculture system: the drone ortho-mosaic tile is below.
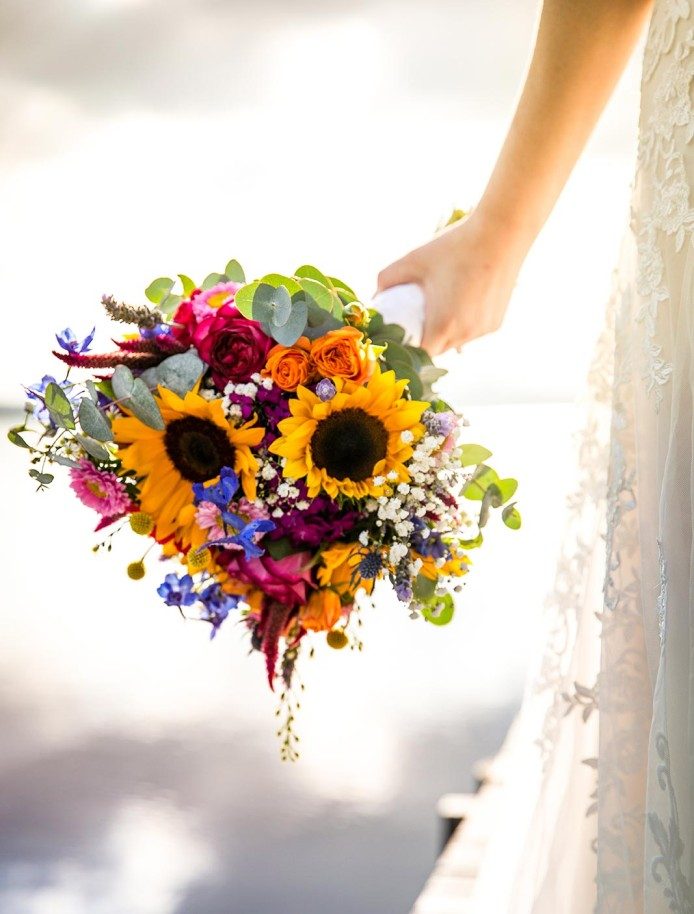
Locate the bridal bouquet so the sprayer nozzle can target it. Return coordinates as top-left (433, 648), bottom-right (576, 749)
top-left (10, 260), bottom-right (520, 757)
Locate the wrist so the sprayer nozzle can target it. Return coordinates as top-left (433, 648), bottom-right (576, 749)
top-left (453, 204), bottom-right (534, 268)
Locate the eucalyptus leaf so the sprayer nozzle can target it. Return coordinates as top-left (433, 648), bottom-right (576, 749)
top-left (413, 572), bottom-right (436, 601)
top-left (111, 365), bottom-right (135, 402)
top-left (224, 259), bottom-right (246, 283)
top-left (327, 275), bottom-right (357, 298)
top-left (76, 434), bottom-right (111, 462)
top-left (270, 299), bottom-right (308, 346)
top-left (85, 380), bottom-right (99, 403)
top-left (460, 443), bottom-right (493, 467)
top-left (460, 532), bottom-right (484, 549)
top-left (178, 273), bottom-right (197, 296)
top-left (502, 503), bottom-right (522, 530)
top-left (299, 277), bottom-right (337, 314)
top-left (201, 272), bottom-right (227, 290)
top-left (129, 379), bottom-right (166, 430)
top-left (158, 292), bottom-right (183, 317)
top-left (419, 365), bottom-right (447, 395)
top-left (79, 397), bottom-right (113, 442)
top-left (302, 301), bottom-right (343, 339)
top-left (235, 281), bottom-right (260, 318)
top-left (251, 283), bottom-right (292, 327)
top-left (421, 593), bottom-right (455, 626)
top-left (139, 350), bottom-right (206, 398)
top-left (29, 469), bottom-right (54, 486)
top-left (463, 464), bottom-right (500, 501)
top-left (295, 264), bottom-right (332, 287)
top-left (261, 273), bottom-right (303, 296)
top-left (45, 383), bottom-right (75, 430)
top-left (51, 453), bottom-right (80, 469)
top-left (7, 427), bottom-right (30, 449)
top-left (145, 277), bottom-right (175, 304)
top-left (495, 478), bottom-right (518, 505)
top-left (96, 380), bottom-right (115, 401)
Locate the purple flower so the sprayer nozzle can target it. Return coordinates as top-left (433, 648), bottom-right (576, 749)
top-left (422, 410), bottom-right (457, 438)
top-left (316, 378), bottom-right (337, 401)
top-left (157, 573), bottom-right (197, 607)
top-left (268, 491), bottom-right (360, 549)
top-left (199, 583), bottom-right (241, 639)
top-left (394, 581), bottom-right (413, 603)
top-left (55, 326), bottom-right (95, 354)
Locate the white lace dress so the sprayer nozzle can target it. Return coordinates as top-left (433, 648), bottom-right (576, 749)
top-left (468, 2), bottom-right (694, 911)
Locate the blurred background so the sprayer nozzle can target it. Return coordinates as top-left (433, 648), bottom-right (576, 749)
top-left (0, 1), bottom-right (642, 912)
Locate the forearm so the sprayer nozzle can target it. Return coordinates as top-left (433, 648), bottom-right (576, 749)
top-left (476, 0), bottom-right (654, 255)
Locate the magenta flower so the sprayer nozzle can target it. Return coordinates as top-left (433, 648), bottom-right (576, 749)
top-left (69, 460), bottom-right (132, 516)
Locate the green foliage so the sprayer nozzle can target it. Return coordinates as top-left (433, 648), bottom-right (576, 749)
top-left (421, 593), bottom-right (455, 626)
top-left (224, 259), bottom-right (246, 283)
top-left (139, 351), bottom-right (205, 399)
top-left (145, 276), bottom-right (182, 315)
top-left (178, 273), bottom-right (196, 296)
top-left (78, 397), bottom-right (113, 442)
top-left (252, 283), bottom-right (308, 347)
top-left (460, 443), bottom-right (493, 466)
top-left (502, 503), bottom-right (522, 530)
top-left (413, 572), bottom-right (436, 601)
top-left (8, 427), bottom-right (30, 449)
top-left (111, 364), bottom-right (165, 429)
top-left (201, 272), bottom-right (227, 290)
top-left (29, 468), bottom-right (54, 487)
top-left (76, 434), bottom-right (111, 462)
top-left (45, 383), bottom-right (75, 430)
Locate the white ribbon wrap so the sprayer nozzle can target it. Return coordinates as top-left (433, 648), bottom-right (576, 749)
top-left (370, 283), bottom-right (425, 348)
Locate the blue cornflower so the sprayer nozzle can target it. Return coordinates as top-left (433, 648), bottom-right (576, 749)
top-left (55, 326), bottom-right (96, 354)
top-left (157, 573), bottom-right (197, 608)
top-left (207, 517), bottom-right (276, 559)
top-left (199, 583), bottom-right (241, 639)
top-left (192, 466), bottom-right (240, 508)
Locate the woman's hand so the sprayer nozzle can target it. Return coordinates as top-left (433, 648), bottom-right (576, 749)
top-left (376, 212), bottom-right (527, 355)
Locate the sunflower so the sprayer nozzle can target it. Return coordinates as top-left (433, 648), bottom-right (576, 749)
top-left (112, 386), bottom-right (263, 550)
top-left (269, 366), bottom-right (426, 499)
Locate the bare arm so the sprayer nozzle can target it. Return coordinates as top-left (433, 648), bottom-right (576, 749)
top-left (377, 0), bottom-right (654, 353)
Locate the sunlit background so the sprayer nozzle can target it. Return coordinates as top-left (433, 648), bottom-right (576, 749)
top-left (1, 1), bottom-right (642, 912)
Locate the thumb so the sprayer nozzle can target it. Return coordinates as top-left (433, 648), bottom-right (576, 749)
top-left (376, 255), bottom-right (420, 294)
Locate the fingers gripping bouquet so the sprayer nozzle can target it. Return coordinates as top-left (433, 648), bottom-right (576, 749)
top-left (11, 260), bottom-right (520, 759)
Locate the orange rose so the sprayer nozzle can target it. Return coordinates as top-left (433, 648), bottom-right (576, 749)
top-left (310, 326), bottom-right (374, 384)
top-left (263, 337), bottom-right (313, 391)
top-left (299, 588), bottom-right (343, 632)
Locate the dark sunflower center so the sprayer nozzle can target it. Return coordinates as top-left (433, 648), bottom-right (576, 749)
top-left (164, 416), bottom-right (236, 482)
top-left (310, 408), bottom-right (388, 482)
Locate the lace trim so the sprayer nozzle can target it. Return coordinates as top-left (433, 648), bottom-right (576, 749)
top-left (648, 733), bottom-right (694, 912)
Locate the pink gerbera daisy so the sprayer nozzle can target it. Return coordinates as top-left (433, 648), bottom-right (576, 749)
top-left (69, 459), bottom-right (132, 516)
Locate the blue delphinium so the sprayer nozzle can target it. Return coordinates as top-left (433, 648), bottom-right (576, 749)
top-left (193, 466), bottom-right (240, 509)
top-left (55, 326), bottom-right (95, 354)
top-left (207, 517), bottom-right (276, 560)
top-left (157, 573), bottom-right (197, 608)
top-left (199, 583), bottom-right (241, 639)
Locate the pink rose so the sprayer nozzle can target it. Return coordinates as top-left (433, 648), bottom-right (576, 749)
top-left (191, 303), bottom-right (272, 389)
top-left (219, 551), bottom-right (314, 606)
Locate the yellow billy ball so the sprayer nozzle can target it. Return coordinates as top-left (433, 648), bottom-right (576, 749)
top-left (326, 629), bottom-right (349, 650)
top-left (127, 560), bottom-right (146, 580)
top-left (129, 512), bottom-right (154, 536)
